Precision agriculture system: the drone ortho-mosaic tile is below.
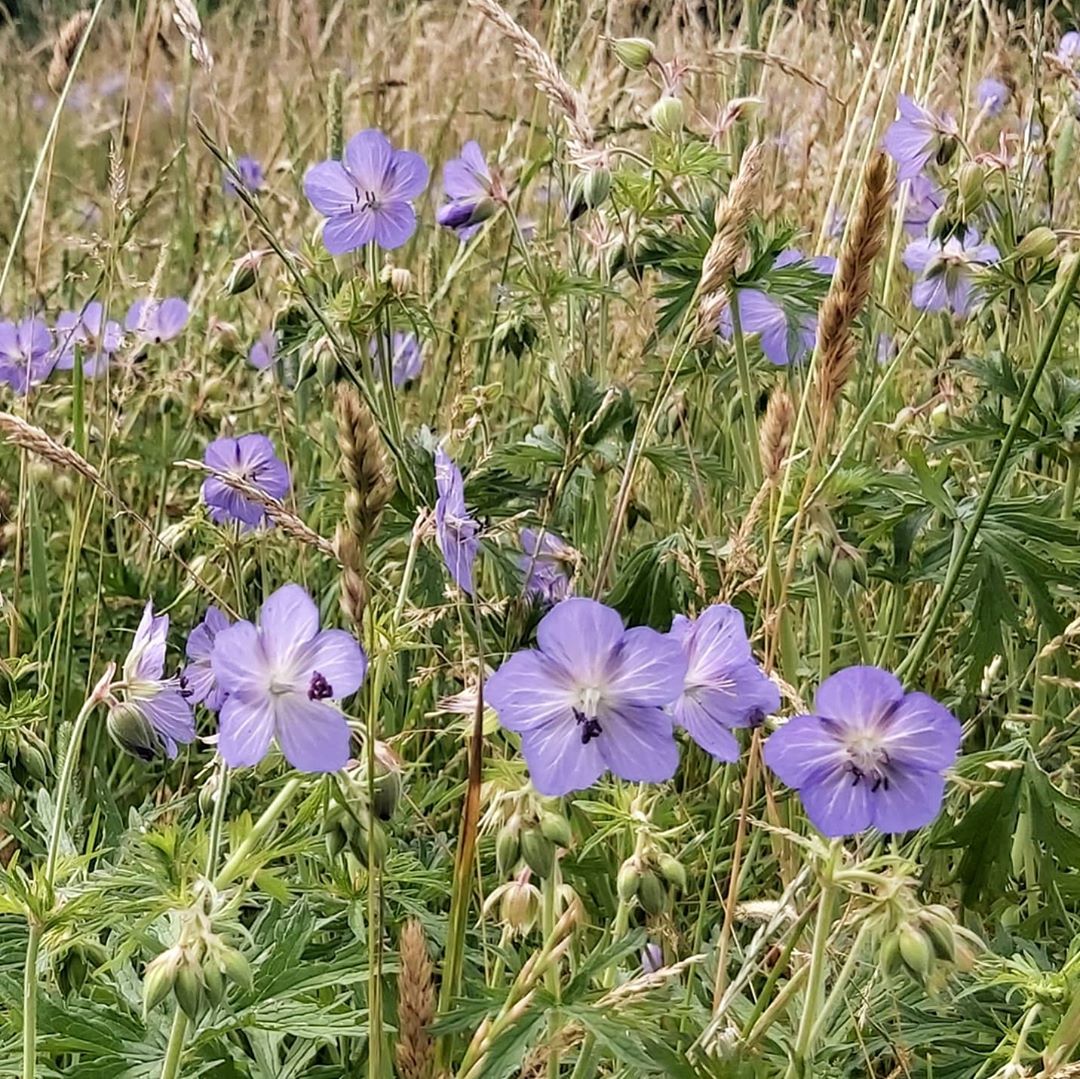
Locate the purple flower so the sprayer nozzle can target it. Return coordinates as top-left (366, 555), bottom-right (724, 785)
top-left (224, 155), bottom-right (264, 196)
top-left (434, 447), bottom-right (480, 595)
top-left (668, 605), bottom-right (780, 762)
top-left (717, 250), bottom-right (833, 366)
top-left (486, 598), bottom-right (687, 796)
top-left (113, 601), bottom-right (196, 759)
top-left (211, 584), bottom-right (367, 772)
top-left (125, 298), bottom-right (189, 344)
top-left (370, 332), bottom-right (423, 387)
top-left (437, 140), bottom-right (498, 237)
top-left (762, 665), bottom-right (961, 837)
top-left (201, 434), bottom-right (291, 530)
top-left (1058, 31), bottom-right (1080, 64)
top-left (902, 229), bottom-right (999, 315)
top-left (182, 606), bottom-right (230, 712)
top-left (641, 942), bottom-right (664, 974)
top-left (248, 329), bottom-right (277, 370)
top-left (0, 317), bottom-right (55, 394)
top-left (976, 77), bottom-right (1009, 117)
top-left (304, 129), bottom-right (429, 254)
top-left (519, 528), bottom-right (574, 604)
top-left (55, 302), bottom-right (123, 378)
top-left (902, 174), bottom-right (944, 235)
top-left (882, 95), bottom-right (958, 180)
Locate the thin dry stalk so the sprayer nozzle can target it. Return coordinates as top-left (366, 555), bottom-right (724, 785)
top-left (172, 0), bottom-right (213, 71)
top-left (710, 47), bottom-right (847, 107)
top-left (395, 920), bottom-right (436, 1079)
top-left (466, 0), bottom-right (594, 163)
top-left (697, 142), bottom-right (766, 335)
top-left (0, 412), bottom-right (108, 495)
top-left (815, 152), bottom-right (893, 419)
top-left (335, 383), bottom-right (395, 628)
top-left (48, 10), bottom-right (93, 93)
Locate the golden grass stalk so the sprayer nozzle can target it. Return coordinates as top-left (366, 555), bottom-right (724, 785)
top-left (466, 0), bottom-right (594, 164)
top-left (814, 152), bottom-right (893, 420)
top-left (334, 383), bottom-right (395, 629)
top-left (395, 920), bottom-right (436, 1079)
top-left (48, 10), bottom-right (93, 93)
top-left (759, 388), bottom-right (795, 483)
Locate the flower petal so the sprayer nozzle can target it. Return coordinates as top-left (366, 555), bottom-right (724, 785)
top-left (597, 704), bottom-right (680, 784)
top-left (386, 149), bottom-right (429, 200)
top-left (210, 620), bottom-right (268, 697)
top-left (304, 160), bottom-right (359, 216)
top-left (605, 626), bottom-right (687, 707)
top-left (813, 666), bottom-right (904, 730)
top-left (371, 202), bottom-right (417, 249)
top-left (344, 129), bottom-right (394, 191)
top-left (259, 584), bottom-right (320, 661)
top-left (870, 768), bottom-right (947, 833)
top-left (535, 597), bottom-right (624, 685)
top-left (323, 209), bottom-right (377, 255)
top-left (798, 771), bottom-right (874, 837)
top-left (487, 650), bottom-right (577, 732)
top-left (762, 714), bottom-right (845, 788)
top-left (142, 690), bottom-right (196, 752)
top-left (518, 716), bottom-right (605, 796)
top-left (672, 693), bottom-right (741, 762)
top-left (218, 692), bottom-right (275, 767)
top-left (298, 629), bottom-right (368, 700)
top-left (274, 694), bottom-right (351, 772)
top-left (882, 692), bottom-right (962, 771)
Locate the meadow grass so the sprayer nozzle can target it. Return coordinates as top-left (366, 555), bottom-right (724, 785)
top-left (3, 0), bottom-right (1080, 1076)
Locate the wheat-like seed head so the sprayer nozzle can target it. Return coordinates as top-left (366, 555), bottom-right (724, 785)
top-left (48, 10), bottom-right (93, 93)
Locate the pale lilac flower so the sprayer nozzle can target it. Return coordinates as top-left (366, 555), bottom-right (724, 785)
top-left (882, 95), bottom-right (958, 180)
top-left (211, 584), bottom-right (367, 772)
top-left (1058, 31), bottom-right (1080, 64)
top-left (224, 155), bottom-right (264, 196)
top-left (55, 302), bottom-right (123, 378)
top-left (248, 329), bottom-right (277, 370)
top-left (763, 665), bottom-right (961, 837)
top-left (434, 447), bottom-right (479, 595)
top-left (976, 77), bottom-right (1009, 117)
top-left (181, 607), bottom-right (230, 712)
top-left (370, 332), bottom-right (423, 386)
top-left (125, 298), bottom-right (189, 344)
top-left (668, 605), bottom-right (780, 762)
top-left (304, 129), bottom-right (429, 254)
top-left (437, 141), bottom-right (498, 238)
top-left (0, 317), bottom-right (55, 394)
top-left (201, 434), bottom-right (291, 529)
top-left (642, 942), bottom-right (664, 974)
top-left (519, 528), bottom-right (574, 604)
top-left (902, 174), bottom-right (944, 235)
top-left (113, 601), bottom-right (196, 759)
top-left (903, 229), bottom-right (999, 315)
top-left (716, 249), bottom-right (833, 366)
top-left (486, 598), bottom-right (687, 796)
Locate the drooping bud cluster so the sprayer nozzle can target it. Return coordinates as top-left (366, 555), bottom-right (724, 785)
top-left (616, 847), bottom-right (686, 916)
top-left (493, 793), bottom-right (573, 880)
top-left (878, 904), bottom-right (977, 988)
top-left (143, 896), bottom-right (252, 1020)
top-left (322, 755), bottom-right (397, 865)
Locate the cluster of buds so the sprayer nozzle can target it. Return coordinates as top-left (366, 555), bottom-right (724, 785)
top-left (878, 904), bottom-right (978, 988)
top-left (143, 898), bottom-right (252, 1020)
top-left (379, 263), bottom-right (414, 296)
top-left (484, 867), bottom-right (585, 938)
top-left (494, 797), bottom-right (573, 880)
top-left (0, 722), bottom-right (51, 784)
top-left (322, 749), bottom-right (401, 865)
top-left (0, 662), bottom-right (52, 784)
top-left (926, 162), bottom-right (986, 243)
top-left (1013, 225), bottom-right (1059, 282)
top-left (617, 847), bottom-right (687, 916)
top-left (801, 505), bottom-right (867, 600)
top-left (567, 165), bottom-right (612, 222)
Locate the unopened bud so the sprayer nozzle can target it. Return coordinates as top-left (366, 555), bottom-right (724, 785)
top-left (656, 853), bottom-right (687, 891)
top-left (496, 818), bottom-right (521, 874)
top-left (223, 250), bottom-right (268, 296)
top-left (173, 950), bottom-right (205, 1020)
top-left (1016, 225), bottom-right (1058, 261)
top-left (107, 703), bottom-right (163, 762)
top-left (520, 828), bottom-right (555, 879)
top-left (649, 94), bottom-right (685, 137)
top-left (897, 922), bottom-right (933, 981)
top-left (934, 134), bottom-right (958, 168)
top-left (143, 947), bottom-right (182, 1015)
top-left (617, 858), bottom-right (642, 902)
top-left (18, 740), bottom-right (47, 782)
top-left (500, 879), bottom-right (541, 936)
top-left (380, 265), bottom-right (414, 295)
top-left (538, 810), bottom-right (573, 849)
top-left (957, 162), bottom-right (985, 211)
top-left (567, 167), bottom-right (611, 221)
top-left (637, 870), bottom-right (666, 915)
top-left (613, 37), bottom-right (654, 71)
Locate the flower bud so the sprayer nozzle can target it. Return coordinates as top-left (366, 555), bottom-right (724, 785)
top-left (897, 922), bottom-right (933, 981)
top-left (221, 945), bottom-right (253, 992)
top-left (918, 906), bottom-right (958, 963)
top-left (934, 134), bottom-right (958, 168)
top-left (173, 949), bottom-right (205, 1020)
top-left (203, 955), bottom-right (227, 1006)
top-left (538, 810), bottom-right (573, 849)
top-left (223, 250), bottom-right (268, 296)
top-left (567, 167), bottom-right (611, 221)
top-left (957, 162), bottom-right (985, 212)
top-left (649, 94), bottom-right (685, 137)
top-left (656, 853), bottom-right (687, 891)
top-left (143, 947), bottom-right (183, 1015)
top-left (520, 828), bottom-right (556, 879)
top-left (17, 739), bottom-right (48, 783)
top-left (617, 858), bottom-right (642, 902)
top-left (637, 870), bottom-right (666, 915)
top-left (612, 36), bottom-right (654, 71)
top-left (366, 742), bottom-right (403, 821)
top-left (1016, 225), bottom-right (1058, 262)
top-left (496, 818), bottom-right (522, 875)
top-left (107, 702), bottom-right (162, 762)
top-left (382, 266), bottom-right (413, 295)
top-left (927, 207), bottom-right (953, 243)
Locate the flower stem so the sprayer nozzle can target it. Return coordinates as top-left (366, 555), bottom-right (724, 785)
top-left (160, 1009), bottom-right (188, 1079)
top-left (899, 251), bottom-right (1080, 682)
top-left (212, 776), bottom-right (303, 890)
top-left (22, 921), bottom-right (41, 1079)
